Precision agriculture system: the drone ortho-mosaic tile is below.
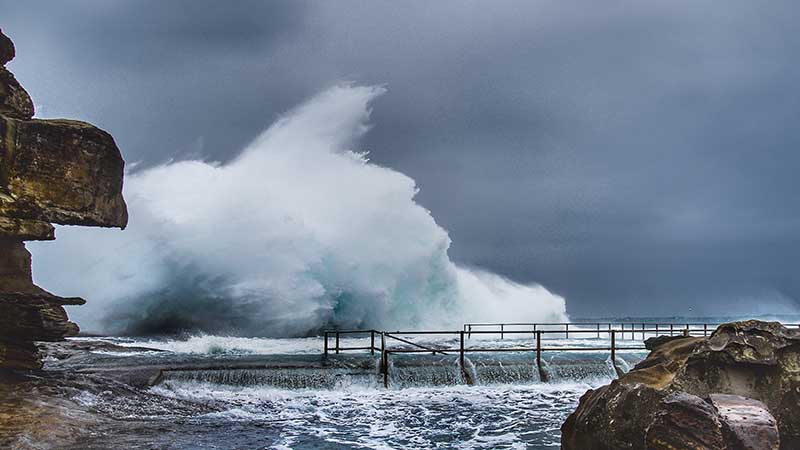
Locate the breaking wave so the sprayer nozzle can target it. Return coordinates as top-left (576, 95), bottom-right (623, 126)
top-left (30, 84), bottom-right (566, 335)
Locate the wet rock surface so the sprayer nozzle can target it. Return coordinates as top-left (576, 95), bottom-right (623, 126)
top-left (562, 320), bottom-right (796, 449)
top-left (0, 30), bottom-right (127, 370)
top-left (0, 341), bottom-right (221, 450)
top-left (710, 394), bottom-right (780, 450)
top-left (645, 392), bottom-right (726, 450)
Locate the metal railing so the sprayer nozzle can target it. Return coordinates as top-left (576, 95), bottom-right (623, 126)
top-left (462, 322), bottom-right (738, 340)
top-left (323, 322), bottom-right (800, 388)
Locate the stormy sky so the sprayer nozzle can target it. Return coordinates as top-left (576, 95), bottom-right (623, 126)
top-left (3, 1), bottom-right (799, 317)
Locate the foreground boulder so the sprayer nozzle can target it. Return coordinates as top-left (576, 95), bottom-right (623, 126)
top-left (0, 29), bottom-right (127, 369)
top-left (562, 320), bottom-right (796, 449)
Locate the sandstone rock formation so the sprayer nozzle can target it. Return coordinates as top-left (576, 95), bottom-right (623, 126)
top-left (562, 320), bottom-right (796, 449)
top-left (0, 28), bottom-right (127, 370)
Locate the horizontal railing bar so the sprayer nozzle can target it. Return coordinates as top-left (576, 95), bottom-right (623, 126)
top-left (386, 333), bottom-right (450, 355)
top-left (333, 346), bottom-right (377, 351)
top-left (345, 329), bottom-right (713, 335)
top-left (322, 329), bottom-right (379, 334)
top-left (464, 322), bottom-right (716, 326)
top-left (385, 346), bottom-right (649, 354)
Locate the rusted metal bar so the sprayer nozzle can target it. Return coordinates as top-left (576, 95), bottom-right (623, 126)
top-left (536, 330), bottom-right (542, 368)
top-left (610, 330), bottom-right (616, 362)
top-left (383, 353), bottom-right (389, 389)
top-left (536, 330), bottom-right (548, 382)
top-left (385, 333), bottom-right (449, 355)
top-left (381, 346), bottom-right (651, 353)
top-left (459, 330), bottom-right (465, 370)
top-left (380, 332), bottom-right (388, 388)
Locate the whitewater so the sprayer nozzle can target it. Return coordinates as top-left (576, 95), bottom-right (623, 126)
top-left (61, 331), bottom-right (639, 449)
top-left (29, 84), bottom-right (566, 336)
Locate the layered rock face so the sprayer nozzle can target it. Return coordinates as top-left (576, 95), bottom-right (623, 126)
top-left (562, 320), bottom-right (798, 450)
top-left (0, 29), bottom-right (127, 370)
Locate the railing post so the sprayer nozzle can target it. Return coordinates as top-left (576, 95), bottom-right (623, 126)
top-left (642, 323), bottom-right (645, 341)
top-left (704, 324), bottom-right (708, 337)
top-left (536, 330), bottom-right (542, 368)
top-left (610, 330), bottom-right (616, 362)
top-left (655, 323), bottom-right (659, 336)
top-left (597, 323), bottom-right (600, 339)
top-left (500, 324), bottom-right (504, 340)
top-left (459, 330), bottom-right (465, 372)
top-left (380, 332), bottom-right (388, 388)
top-left (335, 331), bottom-right (340, 354)
top-left (685, 324), bottom-right (689, 336)
top-left (383, 353), bottom-right (389, 389)
top-left (468, 324), bottom-right (472, 339)
top-left (670, 324), bottom-right (673, 336)
top-left (324, 331), bottom-right (328, 359)
top-left (371, 330), bottom-right (375, 355)
top-left (565, 323), bottom-right (569, 339)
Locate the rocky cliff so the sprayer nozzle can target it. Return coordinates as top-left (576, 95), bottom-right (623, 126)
top-left (562, 320), bottom-right (799, 450)
top-left (0, 29), bottom-right (127, 370)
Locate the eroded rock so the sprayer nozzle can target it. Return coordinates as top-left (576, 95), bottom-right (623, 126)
top-left (645, 392), bottom-right (725, 450)
top-left (0, 67), bottom-right (34, 119)
top-left (0, 216), bottom-right (54, 240)
top-left (0, 29), bottom-right (13, 66)
top-left (0, 117), bottom-right (128, 228)
top-left (562, 321), bottom-right (799, 449)
top-left (0, 30), bottom-right (127, 371)
top-left (710, 394), bottom-right (780, 450)
top-left (0, 340), bottom-right (40, 371)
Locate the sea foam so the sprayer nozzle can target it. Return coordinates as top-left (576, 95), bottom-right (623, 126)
top-left (30, 84), bottom-right (566, 335)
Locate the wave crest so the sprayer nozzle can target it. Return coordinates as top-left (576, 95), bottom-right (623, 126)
top-left (30, 84), bottom-right (567, 336)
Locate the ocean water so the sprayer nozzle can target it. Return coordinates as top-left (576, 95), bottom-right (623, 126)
top-left (62, 326), bottom-right (649, 450)
top-left (63, 317), bottom-right (800, 449)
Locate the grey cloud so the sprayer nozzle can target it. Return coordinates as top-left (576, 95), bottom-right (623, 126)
top-left (2, 0), bottom-right (799, 317)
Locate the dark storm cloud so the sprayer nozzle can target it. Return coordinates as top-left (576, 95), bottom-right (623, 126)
top-left (3, 0), bottom-right (799, 316)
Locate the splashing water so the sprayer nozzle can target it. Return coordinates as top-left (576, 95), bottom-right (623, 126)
top-left (30, 84), bottom-right (566, 336)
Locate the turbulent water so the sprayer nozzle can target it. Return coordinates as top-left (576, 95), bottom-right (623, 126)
top-left (49, 317), bottom-right (800, 449)
top-left (29, 84), bottom-right (566, 336)
top-left (57, 328), bottom-right (652, 450)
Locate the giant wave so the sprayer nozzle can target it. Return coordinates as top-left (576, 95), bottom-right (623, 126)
top-left (30, 84), bottom-right (567, 336)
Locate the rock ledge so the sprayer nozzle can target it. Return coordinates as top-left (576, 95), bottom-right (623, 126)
top-left (0, 28), bottom-right (127, 370)
top-left (562, 320), bottom-right (798, 449)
